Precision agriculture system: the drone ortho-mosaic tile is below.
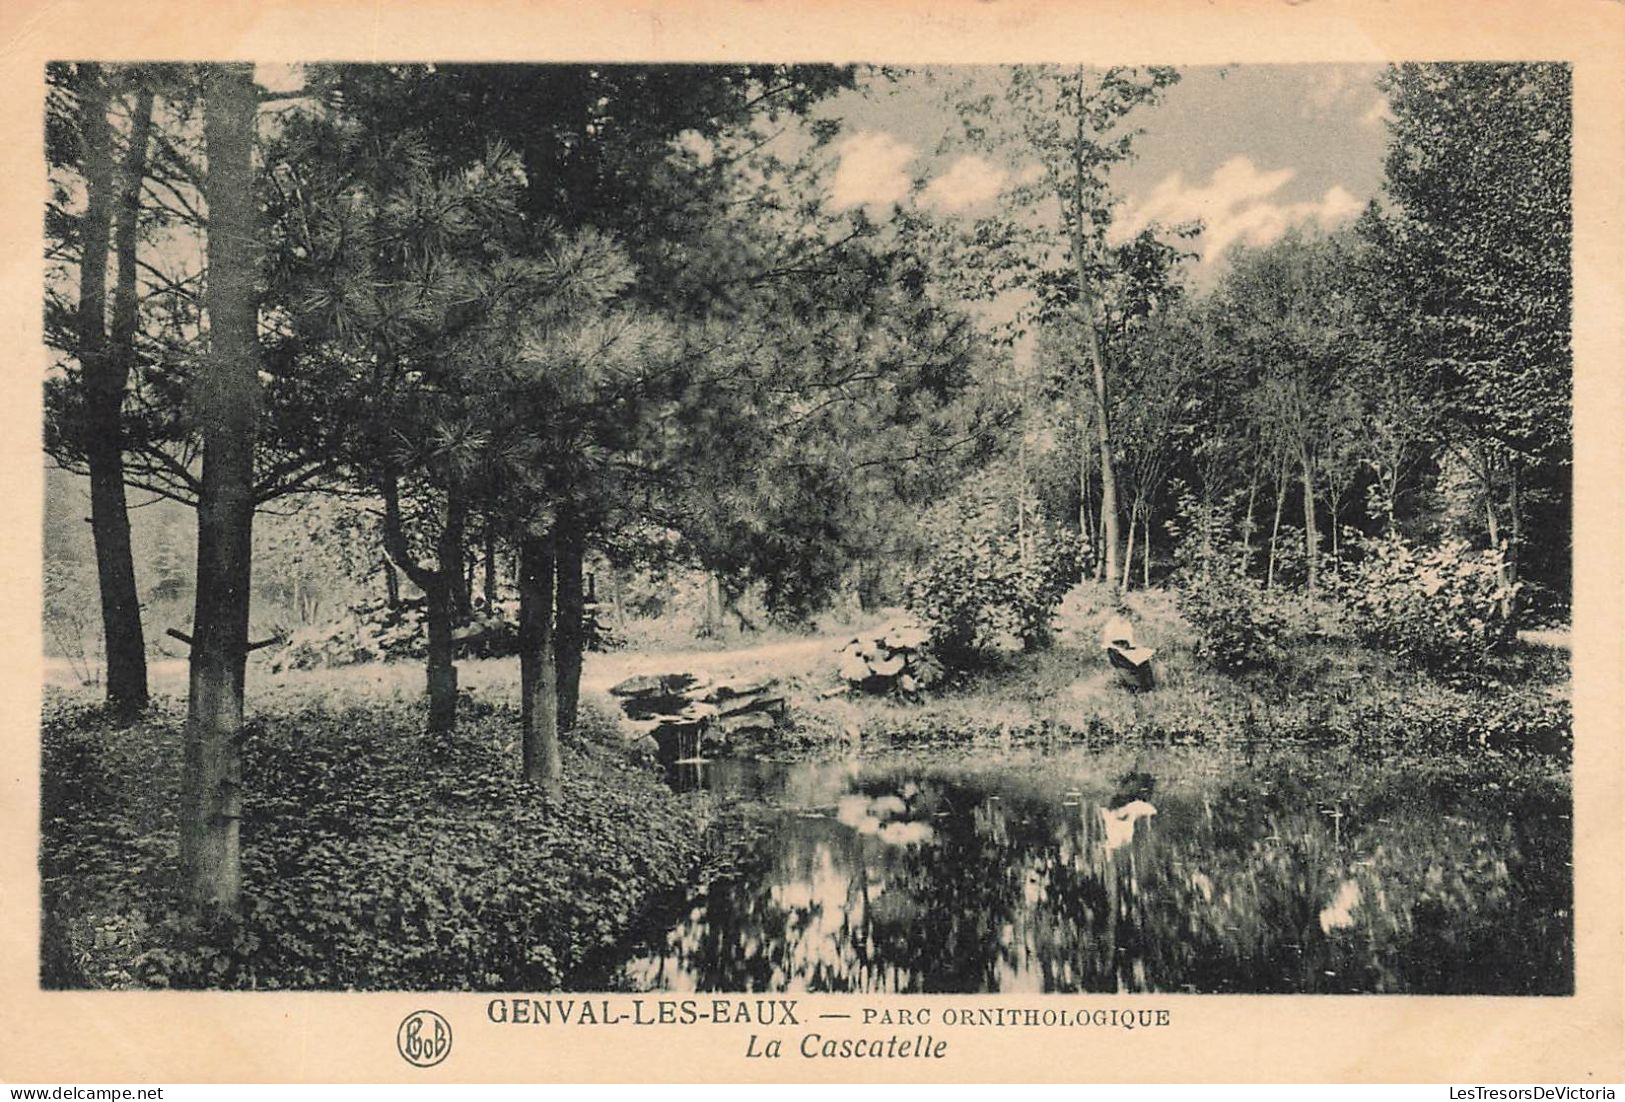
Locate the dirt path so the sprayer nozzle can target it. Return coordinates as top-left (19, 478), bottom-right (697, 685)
top-left (456, 631), bottom-right (845, 705)
top-left (47, 631), bottom-right (852, 703)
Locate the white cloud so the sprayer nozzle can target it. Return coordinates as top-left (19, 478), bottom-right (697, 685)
top-left (1301, 65), bottom-right (1383, 120)
top-left (1306, 66), bottom-right (1361, 113)
top-left (830, 130), bottom-right (917, 214)
top-left (1359, 95), bottom-right (1393, 129)
top-left (1112, 156), bottom-right (1365, 269)
top-left (921, 154), bottom-right (1008, 213)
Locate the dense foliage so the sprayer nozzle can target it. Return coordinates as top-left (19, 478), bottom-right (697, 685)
top-left (1334, 536), bottom-right (1518, 675)
top-left (40, 694), bottom-right (703, 989)
top-left (1174, 558), bottom-right (1314, 678)
top-left (905, 472), bottom-right (1081, 664)
top-left (38, 60), bottom-right (1573, 969)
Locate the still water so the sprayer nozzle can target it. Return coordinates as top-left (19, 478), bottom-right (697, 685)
top-left (618, 746), bottom-right (1571, 994)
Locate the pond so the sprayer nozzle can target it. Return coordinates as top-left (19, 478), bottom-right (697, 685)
top-left (614, 745), bottom-right (1571, 995)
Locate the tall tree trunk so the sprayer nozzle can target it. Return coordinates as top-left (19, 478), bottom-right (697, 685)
top-left (445, 501), bottom-right (470, 623)
top-left (1093, 494), bottom-right (1108, 582)
top-left (423, 580), bottom-right (457, 736)
top-left (518, 533), bottom-right (562, 790)
top-left (1483, 470), bottom-right (1517, 621)
top-left (1069, 73), bottom-right (1123, 591)
top-left (1300, 446), bottom-right (1319, 592)
top-left (1143, 508), bottom-right (1153, 589)
top-left (1082, 310), bottom-right (1120, 590)
top-left (77, 65), bottom-right (150, 714)
top-left (609, 567), bottom-right (628, 630)
top-left (1240, 460), bottom-right (1261, 571)
top-left (382, 555), bottom-right (400, 609)
top-left (180, 63), bottom-right (258, 913)
top-left (1267, 461), bottom-right (1287, 590)
top-left (1327, 483), bottom-right (1341, 562)
top-left (701, 573), bottom-right (723, 637)
top-left (1507, 465), bottom-right (1521, 621)
top-left (425, 488), bottom-right (466, 737)
top-left (462, 557), bottom-right (476, 618)
top-left (378, 474), bottom-right (456, 734)
top-left (554, 512), bottom-right (585, 733)
top-left (1123, 502), bottom-right (1138, 593)
top-left (1077, 419), bottom-right (1096, 570)
top-left (483, 521), bottom-right (498, 606)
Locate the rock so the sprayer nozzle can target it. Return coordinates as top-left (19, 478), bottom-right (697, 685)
top-left (710, 678), bottom-right (774, 699)
top-left (609, 672), bottom-right (697, 698)
top-left (618, 716), bottom-right (664, 740)
top-left (716, 712), bottom-right (777, 734)
top-left (715, 691), bottom-right (781, 716)
top-left (607, 671), bottom-right (789, 757)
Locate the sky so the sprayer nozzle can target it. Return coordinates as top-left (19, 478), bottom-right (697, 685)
top-left (815, 64), bottom-right (1392, 283)
top-left (253, 61), bottom-right (1392, 285)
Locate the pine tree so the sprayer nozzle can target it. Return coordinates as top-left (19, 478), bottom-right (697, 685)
top-left (179, 61), bottom-right (260, 911)
top-left (44, 63), bottom-right (151, 713)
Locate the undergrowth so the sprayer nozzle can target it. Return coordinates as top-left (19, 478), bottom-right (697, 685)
top-left (40, 691), bottom-right (707, 991)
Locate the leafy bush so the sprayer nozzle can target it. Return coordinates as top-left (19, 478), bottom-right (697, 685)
top-left (44, 559), bottom-right (103, 679)
top-left (1334, 536), bottom-right (1517, 674)
top-left (904, 485), bottom-right (1080, 666)
top-left (271, 595), bottom-right (623, 673)
top-left (1325, 687), bottom-right (1571, 762)
top-left (1174, 559), bottom-right (1313, 676)
top-left (40, 693), bottom-right (703, 990)
top-left (1166, 486), bottom-right (1336, 679)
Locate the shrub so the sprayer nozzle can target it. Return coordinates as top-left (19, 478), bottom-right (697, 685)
top-left (40, 693), bottom-right (704, 990)
top-left (270, 597), bottom-right (620, 673)
top-left (1334, 536), bottom-right (1518, 674)
top-left (904, 483), bottom-right (1080, 667)
top-left (1174, 558), bottom-right (1312, 676)
top-left (1333, 687), bottom-right (1571, 762)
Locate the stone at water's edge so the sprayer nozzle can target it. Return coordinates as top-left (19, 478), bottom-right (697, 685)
top-left (608, 672), bottom-right (790, 757)
top-left (716, 712), bottom-right (777, 734)
top-left (608, 672), bottom-right (699, 698)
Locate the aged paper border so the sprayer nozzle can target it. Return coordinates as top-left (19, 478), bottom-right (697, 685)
top-left (0, 0), bottom-right (1620, 1084)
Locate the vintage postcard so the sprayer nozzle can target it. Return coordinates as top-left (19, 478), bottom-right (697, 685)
top-left (0, 0), bottom-right (1621, 1085)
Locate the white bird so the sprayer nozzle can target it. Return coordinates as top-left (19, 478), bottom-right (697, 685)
top-left (1101, 799), bottom-right (1158, 853)
top-left (1319, 879), bottom-right (1363, 933)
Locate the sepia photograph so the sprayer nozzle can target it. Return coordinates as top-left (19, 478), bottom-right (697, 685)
top-left (34, 56), bottom-right (1579, 1003)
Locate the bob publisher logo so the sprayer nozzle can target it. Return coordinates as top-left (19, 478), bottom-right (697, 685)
top-left (397, 1009), bottom-right (453, 1067)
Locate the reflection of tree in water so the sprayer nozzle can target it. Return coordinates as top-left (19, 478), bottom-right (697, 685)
top-left (624, 753), bottom-right (1570, 994)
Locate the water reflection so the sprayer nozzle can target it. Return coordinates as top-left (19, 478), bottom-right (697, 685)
top-left (625, 748), bottom-right (1570, 994)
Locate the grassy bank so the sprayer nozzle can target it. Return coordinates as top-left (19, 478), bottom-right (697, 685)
top-left (40, 689), bottom-right (707, 990)
top-left (39, 584), bottom-right (1569, 990)
top-left (785, 587), bottom-right (1571, 767)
